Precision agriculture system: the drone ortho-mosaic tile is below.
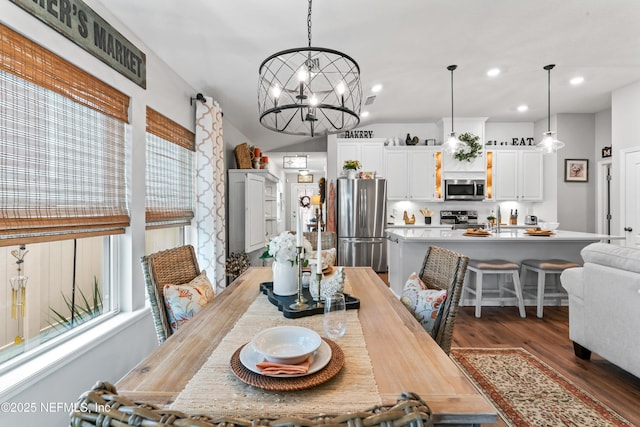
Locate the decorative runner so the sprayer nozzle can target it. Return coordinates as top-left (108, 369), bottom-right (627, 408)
top-left (171, 291), bottom-right (381, 417)
top-left (450, 348), bottom-right (634, 427)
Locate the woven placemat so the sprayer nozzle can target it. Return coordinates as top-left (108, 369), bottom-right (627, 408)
top-left (230, 338), bottom-right (344, 391)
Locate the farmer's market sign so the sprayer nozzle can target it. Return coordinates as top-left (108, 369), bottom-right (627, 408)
top-left (10, 0), bottom-right (146, 88)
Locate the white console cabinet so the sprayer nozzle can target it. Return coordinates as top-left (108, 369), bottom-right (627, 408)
top-left (228, 170), bottom-right (280, 254)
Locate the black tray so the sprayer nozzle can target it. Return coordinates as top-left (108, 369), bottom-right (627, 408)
top-left (259, 281), bottom-right (360, 319)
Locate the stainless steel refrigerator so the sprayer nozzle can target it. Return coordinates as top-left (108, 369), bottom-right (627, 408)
top-left (337, 178), bottom-right (387, 272)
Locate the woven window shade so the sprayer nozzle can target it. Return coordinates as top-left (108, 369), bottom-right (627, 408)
top-left (146, 108), bottom-right (195, 228)
top-left (0, 24), bottom-right (129, 123)
top-left (0, 29), bottom-right (129, 247)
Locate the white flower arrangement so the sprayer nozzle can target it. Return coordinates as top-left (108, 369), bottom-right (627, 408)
top-left (263, 231), bottom-right (313, 264)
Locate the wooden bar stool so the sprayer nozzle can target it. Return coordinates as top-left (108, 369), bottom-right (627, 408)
top-left (464, 259), bottom-right (526, 318)
top-left (520, 259), bottom-right (580, 318)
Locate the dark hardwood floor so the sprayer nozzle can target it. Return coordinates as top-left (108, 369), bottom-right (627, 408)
top-left (377, 273), bottom-right (640, 426)
top-left (453, 306), bottom-right (640, 426)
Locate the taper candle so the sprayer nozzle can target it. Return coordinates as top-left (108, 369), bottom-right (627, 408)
top-left (316, 222), bottom-right (322, 274)
top-left (296, 206), bottom-right (303, 246)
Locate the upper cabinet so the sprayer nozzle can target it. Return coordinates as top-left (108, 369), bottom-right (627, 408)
top-left (486, 149), bottom-right (543, 201)
top-left (384, 147), bottom-right (443, 201)
top-left (336, 138), bottom-right (385, 177)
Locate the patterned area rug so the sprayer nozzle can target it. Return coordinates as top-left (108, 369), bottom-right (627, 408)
top-left (450, 348), bottom-right (633, 427)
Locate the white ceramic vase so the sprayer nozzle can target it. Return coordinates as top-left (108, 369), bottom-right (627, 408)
top-left (346, 170), bottom-right (357, 179)
top-left (272, 261), bottom-right (298, 296)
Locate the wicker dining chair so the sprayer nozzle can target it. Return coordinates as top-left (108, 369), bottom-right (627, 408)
top-left (141, 245), bottom-right (201, 344)
top-left (69, 381), bottom-right (432, 427)
top-left (303, 231), bottom-right (336, 250)
top-left (418, 246), bottom-right (469, 355)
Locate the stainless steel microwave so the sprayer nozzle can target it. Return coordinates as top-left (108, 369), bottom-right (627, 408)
top-left (444, 179), bottom-right (485, 201)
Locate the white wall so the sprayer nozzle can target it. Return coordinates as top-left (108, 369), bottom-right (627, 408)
top-left (556, 114), bottom-right (597, 232)
top-left (611, 81), bottom-right (640, 235)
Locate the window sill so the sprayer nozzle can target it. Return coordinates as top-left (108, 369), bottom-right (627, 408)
top-left (0, 308), bottom-right (151, 400)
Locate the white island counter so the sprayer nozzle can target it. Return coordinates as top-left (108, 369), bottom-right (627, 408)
top-left (386, 228), bottom-right (623, 298)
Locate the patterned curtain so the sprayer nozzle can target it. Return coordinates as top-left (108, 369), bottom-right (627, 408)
top-left (195, 97), bottom-right (226, 293)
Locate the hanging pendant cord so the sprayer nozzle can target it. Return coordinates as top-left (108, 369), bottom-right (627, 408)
top-left (544, 64), bottom-right (555, 132)
top-left (307, 0), bottom-right (312, 48)
top-left (447, 65), bottom-right (457, 133)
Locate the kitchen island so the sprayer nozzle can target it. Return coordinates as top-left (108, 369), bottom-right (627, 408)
top-left (386, 228), bottom-right (623, 300)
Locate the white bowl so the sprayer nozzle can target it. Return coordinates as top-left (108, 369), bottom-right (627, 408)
top-left (539, 222), bottom-right (560, 231)
top-left (251, 326), bottom-right (322, 364)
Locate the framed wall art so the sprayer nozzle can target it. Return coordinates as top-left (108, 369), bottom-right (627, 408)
top-left (564, 159), bottom-right (588, 182)
top-left (297, 173), bottom-right (313, 183)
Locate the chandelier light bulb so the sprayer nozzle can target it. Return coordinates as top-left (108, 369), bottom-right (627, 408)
top-left (335, 81), bottom-right (346, 95)
top-left (309, 94), bottom-right (319, 106)
top-left (271, 85), bottom-right (281, 99)
top-left (297, 67), bottom-right (308, 82)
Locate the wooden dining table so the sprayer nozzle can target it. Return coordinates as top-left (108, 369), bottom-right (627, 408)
top-left (117, 267), bottom-right (497, 426)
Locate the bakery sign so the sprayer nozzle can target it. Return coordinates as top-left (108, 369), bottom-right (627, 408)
top-left (340, 130), bottom-right (374, 138)
top-left (9, 0), bottom-right (147, 88)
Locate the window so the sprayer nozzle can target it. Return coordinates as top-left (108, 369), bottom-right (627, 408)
top-left (0, 24), bottom-right (129, 366)
top-left (145, 107), bottom-right (195, 229)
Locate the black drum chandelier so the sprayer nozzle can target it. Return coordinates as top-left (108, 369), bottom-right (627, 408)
top-left (258, 0), bottom-right (362, 137)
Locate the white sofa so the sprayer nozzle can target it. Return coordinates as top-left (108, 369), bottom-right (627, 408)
top-left (560, 242), bottom-right (640, 378)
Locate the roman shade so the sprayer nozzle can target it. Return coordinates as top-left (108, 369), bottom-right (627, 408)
top-left (145, 107), bottom-right (195, 228)
top-left (0, 24), bottom-right (130, 246)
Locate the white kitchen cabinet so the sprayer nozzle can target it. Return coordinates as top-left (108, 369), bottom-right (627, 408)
top-left (384, 147), bottom-right (443, 201)
top-left (337, 138), bottom-right (385, 176)
top-left (228, 170), bottom-right (280, 254)
top-left (490, 149), bottom-right (543, 201)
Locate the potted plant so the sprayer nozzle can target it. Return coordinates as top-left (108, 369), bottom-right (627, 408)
top-left (454, 132), bottom-right (483, 162)
top-left (343, 160), bottom-right (361, 179)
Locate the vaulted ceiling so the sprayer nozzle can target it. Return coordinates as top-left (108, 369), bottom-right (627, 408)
top-left (97, 0), bottom-right (640, 153)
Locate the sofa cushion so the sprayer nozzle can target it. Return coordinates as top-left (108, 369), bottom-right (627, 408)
top-left (581, 243), bottom-right (640, 274)
top-left (163, 271), bottom-right (215, 333)
top-left (400, 272), bottom-right (447, 337)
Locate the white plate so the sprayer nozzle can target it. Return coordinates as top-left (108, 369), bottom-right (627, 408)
top-left (239, 339), bottom-right (332, 378)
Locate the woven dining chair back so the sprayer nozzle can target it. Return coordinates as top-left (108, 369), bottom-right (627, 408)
top-left (303, 231), bottom-right (336, 250)
top-left (418, 246), bottom-right (469, 355)
top-left (141, 245), bottom-right (201, 344)
top-left (69, 381), bottom-right (433, 427)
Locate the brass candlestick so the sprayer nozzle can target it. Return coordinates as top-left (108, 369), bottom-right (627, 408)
top-left (314, 272), bottom-right (324, 308)
top-left (289, 247), bottom-right (309, 310)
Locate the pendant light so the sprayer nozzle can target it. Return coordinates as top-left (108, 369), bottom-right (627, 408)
top-left (537, 64), bottom-right (565, 154)
top-left (258, 0), bottom-right (362, 137)
top-left (444, 65), bottom-right (461, 153)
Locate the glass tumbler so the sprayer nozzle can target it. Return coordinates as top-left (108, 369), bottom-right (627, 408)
top-left (323, 292), bottom-right (347, 339)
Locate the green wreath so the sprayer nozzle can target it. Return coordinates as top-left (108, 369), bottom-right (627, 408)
top-left (454, 132), bottom-right (483, 162)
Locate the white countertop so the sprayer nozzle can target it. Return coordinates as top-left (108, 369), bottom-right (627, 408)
top-left (386, 228), bottom-right (623, 242)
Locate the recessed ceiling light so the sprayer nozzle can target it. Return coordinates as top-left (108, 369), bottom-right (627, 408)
top-left (371, 84), bottom-right (383, 93)
top-left (570, 76), bottom-right (584, 85)
top-left (360, 111), bottom-right (370, 118)
top-left (517, 105), bottom-right (528, 112)
top-left (487, 68), bottom-right (501, 77)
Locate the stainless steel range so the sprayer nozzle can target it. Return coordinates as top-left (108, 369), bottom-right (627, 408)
top-left (440, 210), bottom-right (480, 229)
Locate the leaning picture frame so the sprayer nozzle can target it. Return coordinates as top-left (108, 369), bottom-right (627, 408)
top-left (564, 159), bottom-right (588, 182)
top-left (297, 173), bottom-right (313, 183)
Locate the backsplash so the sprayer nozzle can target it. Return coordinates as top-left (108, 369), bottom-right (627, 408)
top-left (386, 200), bottom-right (541, 226)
